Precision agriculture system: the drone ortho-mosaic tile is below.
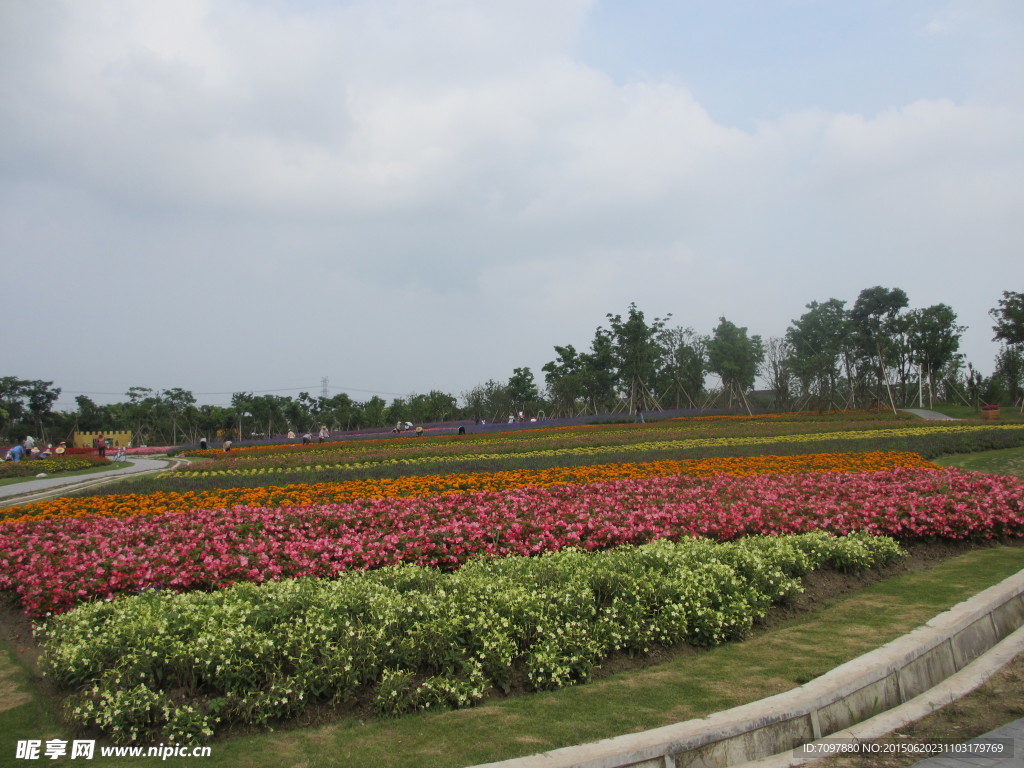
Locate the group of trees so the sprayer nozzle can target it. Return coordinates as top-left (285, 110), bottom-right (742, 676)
top-left (3, 288), bottom-right (1021, 446)
top-left (540, 288), bottom-right (1023, 417)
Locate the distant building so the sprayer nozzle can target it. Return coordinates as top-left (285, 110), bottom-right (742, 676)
top-left (73, 431), bottom-right (133, 450)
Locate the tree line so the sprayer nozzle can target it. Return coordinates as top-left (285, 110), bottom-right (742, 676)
top-left (3, 288), bottom-right (1021, 445)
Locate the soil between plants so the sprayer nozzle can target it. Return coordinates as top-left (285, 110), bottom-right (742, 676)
top-left (0, 539), bottom-right (1020, 757)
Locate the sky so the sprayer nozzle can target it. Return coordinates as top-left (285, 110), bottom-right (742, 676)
top-left (2, 0), bottom-right (1022, 410)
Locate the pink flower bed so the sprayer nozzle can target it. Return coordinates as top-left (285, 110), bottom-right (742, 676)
top-left (1, 468), bottom-right (1021, 617)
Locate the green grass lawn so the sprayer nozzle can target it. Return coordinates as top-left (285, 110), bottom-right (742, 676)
top-left (934, 445), bottom-right (1024, 479)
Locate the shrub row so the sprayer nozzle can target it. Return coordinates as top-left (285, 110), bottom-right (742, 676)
top-left (0, 455), bottom-right (108, 479)
top-left (41, 532), bottom-right (904, 744)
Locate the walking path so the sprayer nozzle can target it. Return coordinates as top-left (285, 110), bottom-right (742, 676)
top-left (900, 409), bottom-right (960, 421)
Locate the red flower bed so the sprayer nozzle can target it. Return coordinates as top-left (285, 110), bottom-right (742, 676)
top-left (1, 468), bottom-right (1020, 617)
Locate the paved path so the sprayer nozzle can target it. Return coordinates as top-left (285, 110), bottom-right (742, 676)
top-left (900, 409), bottom-right (960, 421)
top-left (0, 456), bottom-right (177, 506)
top-left (911, 718), bottom-right (1024, 767)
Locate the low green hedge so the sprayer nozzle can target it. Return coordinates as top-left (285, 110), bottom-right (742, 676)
top-left (40, 532), bottom-right (904, 745)
top-left (0, 455), bottom-right (108, 479)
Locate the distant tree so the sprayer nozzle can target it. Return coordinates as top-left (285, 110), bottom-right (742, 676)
top-left (991, 291), bottom-right (1024, 346)
top-left (850, 286), bottom-right (909, 411)
top-left (582, 326), bottom-right (618, 413)
top-left (361, 396), bottom-right (387, 428)
top-left (655, 327), bottom-right (707, 408)
top-left (785, 299), bottom-right (850, 409)
top-left (706, 317), bottom-right (765, 410)
top-left (763, 337), bottom-right (796, 411)
top-left (459, 381), bottom-right (512, 423)
top-left (407, 390), bottom-right (458, 423)
top-left (0, 378), bottom-right (62, 439)
top-left (605, 303), bottom-right (670, 411)
top-left (906, 304), bottom-right (966, 407)
top-left (74, 395), bottom-right (105, 432)
top-left (384, 397), bottom-right (410, 427)
top-left (460, 384), bottom-right (489, 423)
top-left (993, 345), bottom-right (1023, 404)
top-left (506, 368), bottom-right (540, 413)
top-left (318, 392), bottom-right (357, 431)
top-left (542, 345), bottom-right (586, 417)
top-left (161, 388), bottom-right (197, 444)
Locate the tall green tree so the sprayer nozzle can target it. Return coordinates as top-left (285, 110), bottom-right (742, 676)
top-left (582, 326), bottom-right (618, 413)
top-left (991, 291), bottom-right (1024, 346)
top-left (706, 317), bottom-right (765, 411)
top-left (506, 368), bottom-right (540, 416)
top-left (850, 286), bottom-right (909, 411)
top-left (542, 345), bottom-right (586, 417)
top-left (655, 327), bottom-right (707, 408)
top-left (992, 345), bottom-right (1023, 404)
top-left (906, 304), bottom-right (965, 407)
top-left (161, 388), bottom-right (197, 444)
top-left (785, 299), bottom-right (850, 409)
top-left (605, 303), bottom-right (670, 411)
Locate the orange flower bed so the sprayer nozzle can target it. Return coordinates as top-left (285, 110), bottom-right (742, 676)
top-left (0, 451), bottom-right (937, 526)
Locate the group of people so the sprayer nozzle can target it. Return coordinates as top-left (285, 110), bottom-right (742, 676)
top-left (4, 436), bottom-right (68, 462)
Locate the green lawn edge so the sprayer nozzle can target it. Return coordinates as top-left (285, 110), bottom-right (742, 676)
top-left (0, 462), bottom-right (131, 489)
top-left (2, 544), bottom-right (1022, 768)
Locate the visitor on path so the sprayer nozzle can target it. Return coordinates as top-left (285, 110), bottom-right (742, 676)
top-left (96, 433), bottom-right (107, 458)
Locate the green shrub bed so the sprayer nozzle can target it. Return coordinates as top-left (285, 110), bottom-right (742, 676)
top-left (40, 532), bottom-right (903, 744)
top-left (0, 455), bottom-right (109, 479)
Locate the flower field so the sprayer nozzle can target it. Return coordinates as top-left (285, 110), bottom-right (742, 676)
top-left (2, 411), bottom-right (1023, 746)
top-left (2, 465), bottom-right (1021, 619)
top-left (171, 422), bottom-right (1024, 477)
top-left (0, 451), bottom-right (934, 525)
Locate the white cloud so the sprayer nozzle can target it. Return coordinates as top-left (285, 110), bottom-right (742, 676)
top-left (1, 0), bottom-right (1022, 401)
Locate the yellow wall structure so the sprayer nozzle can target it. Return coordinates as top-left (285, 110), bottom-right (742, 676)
top-left (73, 431), bottom-right (134, 450)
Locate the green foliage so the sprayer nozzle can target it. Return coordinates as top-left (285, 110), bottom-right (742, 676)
top-left (0, 456), bottom-right (108, 479)
top-left (707, 317), bottom-right (765, 395)
top-left (991, 290), bottom-right (1024, 347)
top-left (40, 533), bottom-right (904, 744)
